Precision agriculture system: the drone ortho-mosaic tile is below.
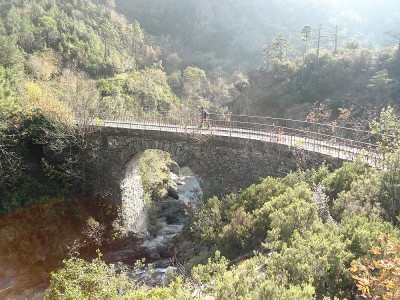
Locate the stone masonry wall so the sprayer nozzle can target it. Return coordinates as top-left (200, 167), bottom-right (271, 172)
top-left (90, 127), bottom-right (339, 199)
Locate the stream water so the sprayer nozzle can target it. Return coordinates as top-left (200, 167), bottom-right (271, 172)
top-left (119, 167), bottom-right (202, 286)
top-left (173, 167), bottom-right (203, 204)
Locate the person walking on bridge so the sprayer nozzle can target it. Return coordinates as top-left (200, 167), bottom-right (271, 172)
top-left (199, 106), bottom-right (210, 128)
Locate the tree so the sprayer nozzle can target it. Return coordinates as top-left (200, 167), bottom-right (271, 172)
top-left (39, 15), bottom-right (58, 48)
top-left (0, 66), bottom-right (20, 121)
top-left (209, 77), bottom-right (231, 109)
top-left (301, 25), bottom-right (312, 59)
top-left (58, 69), bottom-right (100, 122)
top-left (122, 21), bottom-right (144, 57)
top-left (182, 66), bottom-right (210, 107)
top-left (132, 20), bottom-right (144, 56)
top-left (0, 36), bottom-right (24, 68)
top-left (386, 32), bottom-right (400, 67)
top-left (370, 106), bottom-right (400, 151)
top-left (300, 25), bottom-right (312, 80)
top-left (104, 0), bottom-right (116, 9)
top-left (26, 50), bottom-right (60, 81)
top-left (165, 52), bottom-right (182, 72)
top-left (315, 24), bottom-right (324, 70)
top-left (123, 68), bottom-right (179, 112)
top-left (0, 68), bottom-right (26, 206)
top-left (263, 32), bottom-right (292, 68)
top-left (367, 69), bottom-right (393, 105)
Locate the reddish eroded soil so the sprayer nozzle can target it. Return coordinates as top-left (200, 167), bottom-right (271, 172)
top-left (0, 197), bottom-right (119, 299)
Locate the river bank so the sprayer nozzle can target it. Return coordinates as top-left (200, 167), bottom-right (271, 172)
top-left (0, 167), bottom-right (201, 299)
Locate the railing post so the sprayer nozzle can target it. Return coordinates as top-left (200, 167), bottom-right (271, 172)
top-left (230, 114), bottom-right (232, 137)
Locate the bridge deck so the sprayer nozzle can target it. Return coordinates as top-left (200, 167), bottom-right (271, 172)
top-left (101, 120), bottom-right (383, 168)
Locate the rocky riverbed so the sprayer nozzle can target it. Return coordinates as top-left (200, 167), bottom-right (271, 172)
top-left (103, 167), bottom-right (202, 286)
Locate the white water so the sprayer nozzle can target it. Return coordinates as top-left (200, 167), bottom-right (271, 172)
top-left (120, 154), bottom-right (149, 238)
top-left (172, 167), bottom-right (203, 205)
top-left (119, 158), bottom-right (203, 286)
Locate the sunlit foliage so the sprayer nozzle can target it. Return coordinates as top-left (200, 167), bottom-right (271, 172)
top-left (350, 237), bottom-right (400, 300)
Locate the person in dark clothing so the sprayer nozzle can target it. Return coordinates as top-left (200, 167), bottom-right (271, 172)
top-left (199, 106), bottom-right (210, 128)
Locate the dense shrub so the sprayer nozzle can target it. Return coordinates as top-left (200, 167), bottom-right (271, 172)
top-left (332, 170), bottom-right (382, 220)
top-left (267, 223), bottom-right (353, 299)
top-left (190, 161), bottom-right (400, 298)
top-left (339, 214), bottom-right (400, 258)
top-left (379, 151), bottom-right (400, 224)
top-left (323, 161), bottom-right (370, 201)
top-left (45, 252), bottom-right (134, 300)
top-left (191, 251), bottom-right (315, 300)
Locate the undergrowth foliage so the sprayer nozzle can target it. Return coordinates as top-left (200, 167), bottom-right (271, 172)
top-left (42, 155), bottom-right (400, 299)
top-left (188, 158), bottom-right (400, 299)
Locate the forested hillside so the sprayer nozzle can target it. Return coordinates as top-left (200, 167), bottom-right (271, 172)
top-left (0, 0), bottom-right (231, 215)
top-left (0, 0), bottom-right (182, 113)
top-left (0, 0), bottom-right (156, 214)
top-left (116, 0), bottom-right (400, 121)
top-left (234, 41), bottom-right (400, 119)
top-left (116, 0), bottom-right (400, 70)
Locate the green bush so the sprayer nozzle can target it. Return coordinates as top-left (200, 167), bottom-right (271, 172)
top-left (218, 207), bottom-right (257, 257)
top-left (323, 161), bottom-right (370, 200)
top-left (2, 175), bottom-right (62, 214)
top-left (42, 160), bottom-right (400, 299)
top-left (332, 170), bottom-right (382, 220)
top-left (267, 223), bottom-right (353, 299)
top-left (339, 213), bottom-right (400, 258)
top-left (192, 251), bottom-right (315, 300)
top-left (379, 151), bottom-right (400, 224)
top-left (254, 183), bottom-right (315, 245)
top-left (45, 251), bottom-right (133, 300)
top-left (226, 176), bottom-right (288, 213)
top-left (139, 149), bottom-right (173, 200)
top-left (192, 196), bottom-right (225, 244)
top-left (45, 255), bottom-right (191, 299)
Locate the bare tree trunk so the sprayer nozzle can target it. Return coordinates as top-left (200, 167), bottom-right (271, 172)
top-left (316, 25), bottom-right (322, 71)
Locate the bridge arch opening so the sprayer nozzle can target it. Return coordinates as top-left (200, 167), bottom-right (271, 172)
top-left (120, 149), bottom-right (202, 238)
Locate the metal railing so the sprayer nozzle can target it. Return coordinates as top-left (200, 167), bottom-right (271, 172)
top-left (91, 111), bottom-right (392, 168)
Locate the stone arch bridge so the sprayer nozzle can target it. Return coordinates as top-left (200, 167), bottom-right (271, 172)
top-left (89, 113), bottom-right (384, 197)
